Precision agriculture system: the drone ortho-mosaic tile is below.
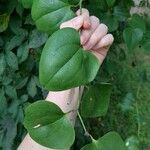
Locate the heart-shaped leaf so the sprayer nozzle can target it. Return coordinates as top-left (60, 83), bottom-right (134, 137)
top-left (80, 83), bottom-right (112, 118)
top-left (39, 28), bottom-right (100, 91)
top-left (81, 132), bottom-right (127, 150)
top-left (31, 0), bottom-right (75, 34)
top-left (24, 100), bottom-right (75, 149)
top-left (123, 27), bottom-right (143, 50)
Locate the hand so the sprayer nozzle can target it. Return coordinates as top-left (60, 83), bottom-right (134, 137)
top-left (60, 8), bottom-right (114, 64)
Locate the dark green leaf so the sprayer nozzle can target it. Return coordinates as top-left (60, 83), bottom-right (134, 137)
top-left (5, 51), bottom-right (18, 70)
top-left (81, 83), bottom-right (112, 118)
top-left (24, 100), bottom-right (75, 149)
top-left (31, 0), bottom-right (75, 34)
top-left (81, 132), bottom-right (127, 150)
top-left (0, 14), bottom-right (10, 32)
top-left (102, 14), bottom-right (119, 32)
top-left (29, 29), bottom-right (48, 48)
top-left (0, 88), bottom-right (7, 115)
top-left (0, 53), bottom-right (6, 75)
top-left (113, 6), bottom-right (130, 21)
top-left (39, 28), bottom-right (100, 91)
top-left (129, 14), bottom-right (146, 33)
top-left (5, 85), bottom-right (17, 99)
top-left (106, 0), bottom-right (116, 7)
top-left (123, 28), bottom-right (143, 50)
top-left (18, 0), bottom-right (33, 9)
top-left (17, 42), bottom-right (29, 63)
top-left (15, 77), bottom-right (29, 89)
top-left (27, 77), bottom-right (37, 97)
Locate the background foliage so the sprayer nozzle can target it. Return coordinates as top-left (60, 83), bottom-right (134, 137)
top-left (0, 0), bottom-right (149, 150)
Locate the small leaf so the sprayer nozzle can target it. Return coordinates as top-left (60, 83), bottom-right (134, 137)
top-left (129, 14), bottom-right (146, 33)
top-left (80, 83), bottom-right (112, 118)
top-left (102, 15), bottom-right (119, 32)
top-left (0, 53), bottom-right (6, 75)
top-left (15, 77), bottom-right (29, 89)
top-left (113, 6), bottom-right (130, 21)
top-left (81, 132), bottom-right (127, 150)
top-left (17, 42), bottom-right (29, 63)
top-left (24, 101), bottom-right (75, 149)
top-left (0, 88), bottom-right (7, 115)
top-left (29, 29), bottom-right (48, 49)
top-left (123, 28), bottom-right (143, 50)
top-left (5, 34), bottom-right (26, 51)
top-left (0, 14), bottom-right (9, 32)
top-left (27, 77), bottom-right (37, 97)
top-left (5, 85), bottom-right (17, 99)
top-left (106, 0), bottom-right (116, 7)
top-left (5, 51), bottom-right (18, 70)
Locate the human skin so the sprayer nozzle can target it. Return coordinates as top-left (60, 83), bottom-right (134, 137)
top-left (18, 8), bottom-right (114, 150)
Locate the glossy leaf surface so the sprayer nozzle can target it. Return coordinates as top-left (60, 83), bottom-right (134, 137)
top-left (31, 0), bottom-right (75, 34)
top-left (39, 28), bottom-right (100, 91)
top-left (24, 100), bottom-right (75, 149)
top-left (81, 132), bottom-right (127, 150)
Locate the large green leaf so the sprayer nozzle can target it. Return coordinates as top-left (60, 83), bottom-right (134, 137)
top-left (39, 28), bottom-right (100, 91)
top-left (123, 28), bottom-right (143, 50)
top-left (81, 132), bottom-right (127, 150)
top-left (24, 100), bottom-right (75, 149)
top-left (80, 83), bottom-right (112, 118)
top-left (31, 0), bottom-right (75, 34)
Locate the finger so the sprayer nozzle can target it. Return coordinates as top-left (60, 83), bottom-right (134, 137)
top-left (84, 23), bottom-right (108, 50)
top-left (76, 8), bottom-right (91, 29)
top-left (92, 34), bottom-right (114, 50)
top-left (60, 15), bottom-right (84, 30)
top-left (81, 16), bottom-right (100, 45)
top-left (91, 47), bottom-right (109, 64)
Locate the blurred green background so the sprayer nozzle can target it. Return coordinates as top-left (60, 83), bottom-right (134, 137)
top-left (0, 0), bottom-right (149, 149)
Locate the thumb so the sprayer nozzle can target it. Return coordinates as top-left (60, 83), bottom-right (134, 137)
top-left (60, 15), bottom-right (84, 30)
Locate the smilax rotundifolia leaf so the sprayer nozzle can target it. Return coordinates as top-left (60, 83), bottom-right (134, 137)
top-left (24, 100), bottom-right (75, 149)
top-left (31, 0), bottom-right (76, 34)
top-left (39, 28), bottom-right (100, 91)
top-left (81, 132), bottom-right (127, 150)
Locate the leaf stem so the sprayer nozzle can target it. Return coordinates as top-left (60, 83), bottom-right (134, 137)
top-left (77, 111), bottom-right (95, 141)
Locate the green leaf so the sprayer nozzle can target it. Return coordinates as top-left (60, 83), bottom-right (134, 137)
top-left (113, 6), bottom-right (130, 21)
top-left (102, 14), bottom-right (119, 32)
top-left (31, 0), bottom-right (75, 34)
top-left (123, 28), bottom-right (143, 50)
top-left (129, 14), bottom-right (146, 33)
top-left (0, 53), bottom-right (6, 75)
top-left (0, 14), bottom-right (9, 32)
top-left (0, 88), bottom-right (7, 115)
top-left (5, 85), bottom-right (17, 99)
top-left (5, 51), bottom-right (18, 71)
top-left (81, 132), bottom-right (127, 150)
top-left (15, 77), bottom-right (29, 89)
top-left (27, 77), bottom-right (37, 97)
top-left (80, 83), bottom-right (112, 118)
top-left (18, 0), bottom-right (33, 9)
top-left (17, 42), bottom-right (29, 64)
top-left (24, 101), bottom-right (75, 149)
top-left (106, 0), bottom-right (116, 7)
top-left (5, 34), bottom-right (26, 51)
top-left (39, 28), bottom-right (100, 91)
top-left (29, 29), bottom-right (48, 49)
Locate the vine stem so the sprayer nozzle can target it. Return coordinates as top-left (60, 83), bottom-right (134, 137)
top-left (79, 0), bottom-right (83, 15)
